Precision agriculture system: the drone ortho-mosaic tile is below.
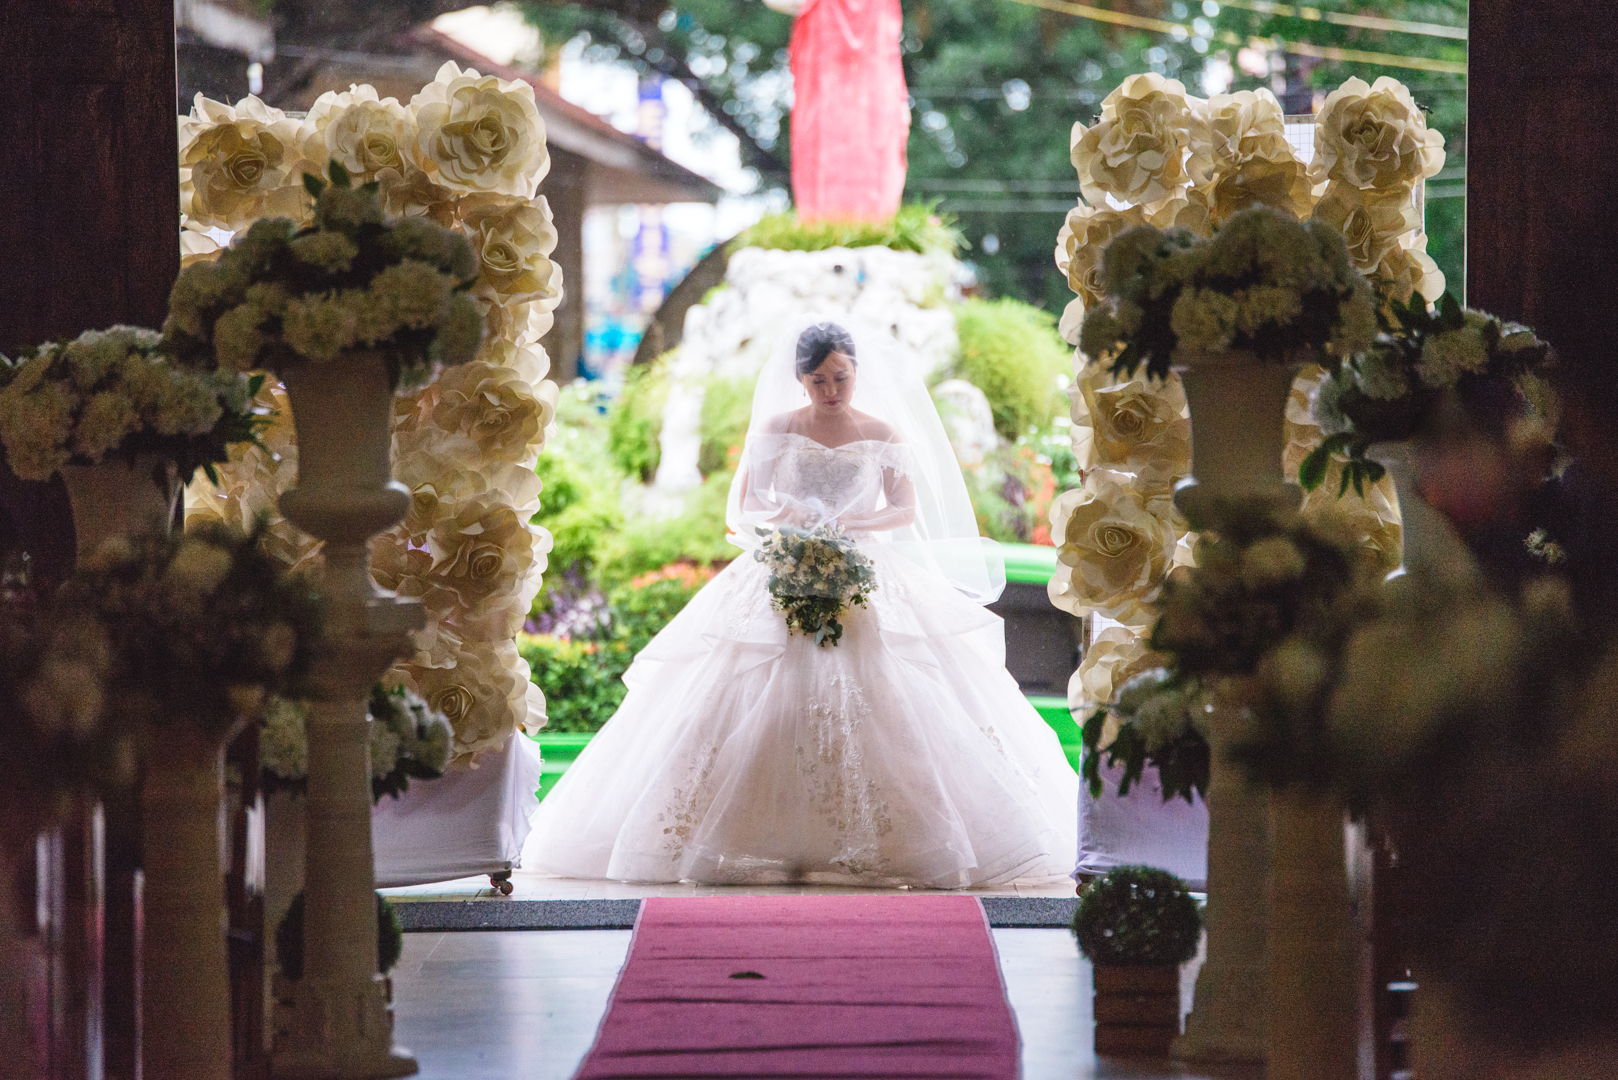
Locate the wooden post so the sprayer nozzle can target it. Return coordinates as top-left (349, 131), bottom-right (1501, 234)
top-left (544, 147), bottom-right (588, 383)
top-left (0, 5), bottom-right (181, 1080)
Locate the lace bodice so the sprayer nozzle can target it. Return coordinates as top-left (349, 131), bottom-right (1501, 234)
top-left (758, 433), bottom-right (912, 521)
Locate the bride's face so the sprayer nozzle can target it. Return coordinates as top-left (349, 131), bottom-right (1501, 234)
top-left (801, 352), bottom-right (856, 414)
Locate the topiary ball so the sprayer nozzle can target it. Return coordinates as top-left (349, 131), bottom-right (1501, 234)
top-left (1072, 864), bottom-right (1202, 967)
top-left (275, 890), bottom-right (405, 980)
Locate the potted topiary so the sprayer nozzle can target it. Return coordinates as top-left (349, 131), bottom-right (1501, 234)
top-left (1072, 864), bottom-right (1203, 1056)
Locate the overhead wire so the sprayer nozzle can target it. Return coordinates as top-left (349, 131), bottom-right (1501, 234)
top-left (1208, 1), bottom-right (1467, 41)
top-left (997, 0), bottom-right (1468, 76)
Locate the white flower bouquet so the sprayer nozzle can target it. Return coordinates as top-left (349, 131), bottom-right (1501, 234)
top-left (1303, 293), bottom-right (1556, 495)
top-left (0, 326), bottom-right (265, 483)
top-left (1079, 206), bottom-right (1380, 382)
top-left (1078, 669), bottom-right (1211, 804)
top-left (164, 163), bottom-right (482, 391)
top-left (260, 682), bottom-right (454, 803)
top-left (753, 524), bottom-right (877, 647)
top-left (56, 520), bottom-right (323, 738)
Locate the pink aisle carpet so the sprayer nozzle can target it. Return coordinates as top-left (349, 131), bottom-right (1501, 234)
top-left (572, 895), bottom-right (1020, 1079)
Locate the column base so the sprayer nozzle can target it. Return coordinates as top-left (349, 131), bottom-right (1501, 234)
top-left (273, 974), bottom-right (418, 1079)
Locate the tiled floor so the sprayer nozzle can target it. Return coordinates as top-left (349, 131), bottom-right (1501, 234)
top-left (382, 869), bottom-right (1080, 902)
top-left (391, 927), bottom-right (1259, 1080)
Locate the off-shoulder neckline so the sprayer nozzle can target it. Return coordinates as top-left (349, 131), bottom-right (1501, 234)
top-left (766, 431), bottom-right (904, 452)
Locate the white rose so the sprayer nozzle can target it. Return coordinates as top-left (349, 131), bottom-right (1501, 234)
top-left (462, 198), bottom-right (562, 306)
top-left (1310, 76), bottom-right (1445, 193)
top-left (179, 94), bottom-right (312, 231)
top-left (1071, 73), bottom-right (1200, 210)
top-left (301, 85), bottom-right (416, 182)
top-left (1310, 182), bottom-right (1421, 279)
top-left (1189, 89), bottom-right (1313, 224)
top-left (1055, 205), bottom-right (1147, 314)
top-left (410, 62), bottom-right (550, 198)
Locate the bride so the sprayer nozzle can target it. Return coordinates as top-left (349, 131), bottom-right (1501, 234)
top-left (526, 318), bottom-right (1078, 886)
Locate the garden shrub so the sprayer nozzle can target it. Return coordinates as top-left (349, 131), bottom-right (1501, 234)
top-left (950, 298), bottom-right (1071, 441)
top-left (607, 355), bottom-right (671, 482)
top-left (599, 470), bottom-right (736, 585)
top-left (532, 451), bottom-right (621, 576)
top-left (520, 564), bottom-right (715, 733)
top-left (733, 203), bottom-right (963, 257)
top-left (698, 375), bottom-right (754, 478)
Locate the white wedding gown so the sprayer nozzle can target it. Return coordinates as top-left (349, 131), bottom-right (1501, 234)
top-left (526, 434), bottom-right (1079, 887)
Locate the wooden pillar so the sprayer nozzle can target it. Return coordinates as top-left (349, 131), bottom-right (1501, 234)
top-left (544, 147), bottom-right (588, 383)
top-left (0, 6), bottom-right (181, 1080)
top-left (1467, 5), bottom-right (1618, 356)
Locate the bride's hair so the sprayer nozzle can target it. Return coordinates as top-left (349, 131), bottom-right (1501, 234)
top-left (795, 322), bottom-right (857, 376)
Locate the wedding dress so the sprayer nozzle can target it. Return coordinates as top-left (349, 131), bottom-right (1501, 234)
top-left (525, 320), bottom-right (1078, 887)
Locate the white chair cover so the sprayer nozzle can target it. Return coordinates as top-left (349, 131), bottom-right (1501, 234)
top-left (1075, 759), bottom-right (1209, 889)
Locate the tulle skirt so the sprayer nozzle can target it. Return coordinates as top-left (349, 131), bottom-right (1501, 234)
top-left (524, 545), bottom-right (1079, 887)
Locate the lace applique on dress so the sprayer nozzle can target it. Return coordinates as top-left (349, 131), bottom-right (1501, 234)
top-left (794, 672), bottom-right (894, 879)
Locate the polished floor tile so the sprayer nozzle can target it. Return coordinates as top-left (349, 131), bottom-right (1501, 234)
top-left (390, 927), bottom-right (1259, 1080)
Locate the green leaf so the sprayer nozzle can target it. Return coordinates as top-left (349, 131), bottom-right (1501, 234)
top-left (1298, 443), bottom-right (1332, 492)
top-left (247, 373), bottom-right (266, 396)
top-left (302, 171), bottom-right (327, 199)
top-left (328, 159), bottom-right (352, 189)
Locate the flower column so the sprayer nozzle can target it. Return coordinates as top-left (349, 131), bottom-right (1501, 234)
top-left (273, 357), bottom-right (422, 1080)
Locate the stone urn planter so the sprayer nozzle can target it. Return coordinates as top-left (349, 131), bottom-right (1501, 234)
top-left (272, 352), bottom-right (422, 1080)
top-left (1170, 352), bottom-right (1301, 1065)
top-left (59, 455), bottom-right (178, 561)
top-left (1073, 865), bottom-right (1202, 1058)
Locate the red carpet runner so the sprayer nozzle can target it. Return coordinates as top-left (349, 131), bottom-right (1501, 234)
top-left (573, 895), bottom-right (1020, 1079)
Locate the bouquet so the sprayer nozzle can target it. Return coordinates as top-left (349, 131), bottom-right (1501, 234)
top-left (260, 682), bottom-right (454, 802)
top-left (1303, 292), bottom-right (1557, 496)
top-left (163, 163), bottom-right (482, 391)
top-left (753, 524), bottom-right (877, 647)
top-left (0, 326), bottom-right (265, 483)
top-left (1078, 206), bottom-right (1379, 381)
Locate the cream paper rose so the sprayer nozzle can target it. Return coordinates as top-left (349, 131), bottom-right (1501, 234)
top-left (1071, 74), bottom-right (1200, 211)
top-left (374, 166), bottom-right (460, 227)
top-left (419, 495), bottom-right (547, 636)
top-left (462, 197), bottom-right (562, 307)
top-left (388, 442), bottom-right (544, 537)
top-left (300, 85), bottom-right (417, 183)
top-left (1055, 205), bottom-right (1147, 330)
top-left (1048, 476), bottom-right (1180, 621)
top-left (1373, 239), bottom-right (1447, 306)
top-left (423, 361), bottom-right (549, 465)
top-left (1070, 367), bottom-right (1191, 491)
top-left (1189, 90), bottom-right (1313, 224)
top-left (1310, 76), bottom-right (1445, 193)
top-left (1069, 626), bottom-right (1168, 710)
top-left (479, 299), bottom-right (557, 365)
top-left (410, 62), bottom-right (550, 198)
top-left (390, 639), bottom-right (542, 761)
top-left (180, 94), bottom-right (312, 231)
top-left (1310, 182), bottom-right (1421, 280)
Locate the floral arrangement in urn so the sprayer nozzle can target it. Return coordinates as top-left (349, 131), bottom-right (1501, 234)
top-left (1303, 293), bottom-right (1558, 495)
top-left (178, 63), bottom-right (559, 762)
top-left (55, 521), bottom-right (323, 737)
top-left (261, 683), bottom-right (454, 802)
top-left (1078, 206), bottom-right (1379, 381)
top-left (165, 166), bottom-right (482, 391)
top-left (0, 326), bottom-right (264, 483)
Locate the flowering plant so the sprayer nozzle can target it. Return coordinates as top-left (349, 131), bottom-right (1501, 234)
top-left (164, 163), bottom-right (481, 391)
top-left (1079, 206), bottom-right (1379, 381)
top-left (260, 682), bottom-right (454, 802)
top-left (754, 524), bottom-right (877, 647)
top-left (1079, 669), bottom-right (1211, 804)
top-left (0, 326), bottom-right (265, 483)
top-left (54, 520), bottom-right (323, 738)
top-left (1302, 293), bottom-right (1557, 496)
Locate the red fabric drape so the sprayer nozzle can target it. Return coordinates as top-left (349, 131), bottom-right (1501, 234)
top-left (789, 0), bottom-right (910, 223)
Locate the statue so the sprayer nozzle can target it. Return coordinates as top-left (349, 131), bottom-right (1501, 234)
top-left (766, 0), bottom-right (910, 222)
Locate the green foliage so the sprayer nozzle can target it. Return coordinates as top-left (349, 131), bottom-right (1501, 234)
top-left (732, 203), bottom-right (964, 258)
top-left (1079, 673), bottom-right (1211, 805)
top-left (1072, 865), bottom-right (1202, 967)
top-left (599, 471), bottom-right (735, 584)
top-left (697, 375), bottom-right (753, 477)
top-left (519, 567), bottom-right (713, 732)
top-left (275, 891), bottom-right (402, 981)
top-left (606, 357), bottom-right (670, 482)
top-left (518, 634), bottom-right (630, 732)
top-left (534, 451), bottom-right (622, 574)
top-left (949, 298), bottom-right (1071, 440)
